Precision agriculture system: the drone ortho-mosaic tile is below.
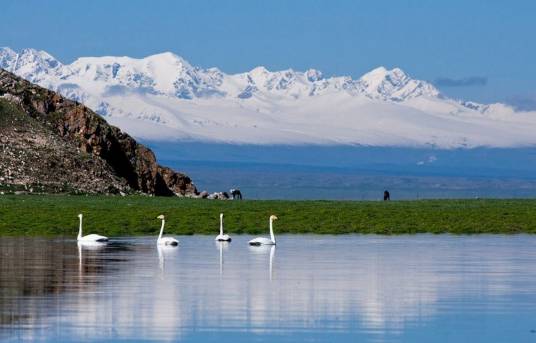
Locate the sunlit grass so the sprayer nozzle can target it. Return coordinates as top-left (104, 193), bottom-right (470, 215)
top-left (0, 195), bottom-right (535, 236)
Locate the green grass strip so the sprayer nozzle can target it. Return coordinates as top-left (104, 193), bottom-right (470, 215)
top-left (0, 195), bottom-right (535, 236)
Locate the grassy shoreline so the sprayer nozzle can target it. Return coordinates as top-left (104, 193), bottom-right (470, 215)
top-left (0, 195), bottom-right (535, 236)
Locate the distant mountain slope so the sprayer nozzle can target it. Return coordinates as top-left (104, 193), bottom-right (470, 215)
top-left (1, 47), bottom-right (536, 148)
top-left (0, 69), bottom-right (197, 196)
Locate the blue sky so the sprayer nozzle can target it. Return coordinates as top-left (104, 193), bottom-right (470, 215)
top-left (2, 0), bottom-right (535, 107)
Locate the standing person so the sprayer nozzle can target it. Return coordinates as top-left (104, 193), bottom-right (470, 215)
top-left (383, 190), bottom-right (390, 201)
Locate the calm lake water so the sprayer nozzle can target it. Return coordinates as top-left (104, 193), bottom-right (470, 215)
top-left (1, 235), bottom-right (536, 342)
top-left (152, 143), bottom-right (536, 200)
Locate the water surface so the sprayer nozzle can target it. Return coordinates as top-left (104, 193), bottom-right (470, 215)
top-left (150, 142), bottom-right (536, 199)
top-left (1, 235), bottom-right (536, 342)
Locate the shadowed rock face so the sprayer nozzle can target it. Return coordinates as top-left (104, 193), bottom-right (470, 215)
top-left (0, 69), bottom-right (197, 196)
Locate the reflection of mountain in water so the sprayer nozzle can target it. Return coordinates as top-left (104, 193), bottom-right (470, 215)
top-left (1, 235), bottom-right (536, 342)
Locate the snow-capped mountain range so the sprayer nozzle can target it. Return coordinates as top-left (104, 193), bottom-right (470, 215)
top-left (1, 47), bottom-right (535, 148)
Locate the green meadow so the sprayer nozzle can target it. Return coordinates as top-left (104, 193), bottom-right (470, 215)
top-left (0, 195), bottom-right (535, 236)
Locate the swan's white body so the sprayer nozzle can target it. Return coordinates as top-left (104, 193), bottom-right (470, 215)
top-left (249, 215), bottom-right (278, 246)
top-left (215, 213), bottom-right (232, 241)
top-left (157, 215), bottom-right (179, 246)
top-left (77, 214), bottom-right (108, 243)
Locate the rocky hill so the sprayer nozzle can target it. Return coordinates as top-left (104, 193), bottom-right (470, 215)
top-left (0, 69), bottom-right (197, 196)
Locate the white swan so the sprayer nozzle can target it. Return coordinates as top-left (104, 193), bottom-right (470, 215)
top-left (157, 215), bottom-right (179, 246)
top-left (77, 214), bottom-right (108, 243)
top-left (249, 215), bottom-right (278, 246)
top-left (215, 213), bottom-right (232, 241)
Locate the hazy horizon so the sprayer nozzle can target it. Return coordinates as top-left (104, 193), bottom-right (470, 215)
top-left (149, 142), bottom-right (536, 199)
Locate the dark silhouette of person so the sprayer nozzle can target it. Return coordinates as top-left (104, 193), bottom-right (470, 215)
top-left (383, 190), bottom-right (390, 201)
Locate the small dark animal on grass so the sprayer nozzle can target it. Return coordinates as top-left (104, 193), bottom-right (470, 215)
top-left (230, 188), bottom-right (243, 200)
top-left (384, 190), bottom-right (390, 201)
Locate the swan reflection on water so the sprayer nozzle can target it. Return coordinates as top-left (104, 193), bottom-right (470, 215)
top-left (216, 241), bottom-right (230, 276)
top-left (77, 240), bottom-right (107, 285)
top-left (4, 236), bottom-right (536, 343)
top-left (157, 244), bottom-right (179, 277)
top-left (249, 244), bottom-right (276, 281)
top-left (77, 241), bottom-right (106, 266)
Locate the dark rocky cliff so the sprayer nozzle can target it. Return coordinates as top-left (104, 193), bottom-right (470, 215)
top-left (0, 69), bottom-right (197, 196)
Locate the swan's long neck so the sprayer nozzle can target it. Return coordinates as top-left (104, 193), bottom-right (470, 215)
top-left (78, 217), bottom-right (83, 239)
top-left (269, 218), bottom-right (275, 243)
top-left (220, 216), bottom-right (224, 236)
top-left (158, 219), bottom-right (165, 240)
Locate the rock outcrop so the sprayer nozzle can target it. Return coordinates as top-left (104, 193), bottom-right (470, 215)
top-left (0, 69), bottom-right (197, 196)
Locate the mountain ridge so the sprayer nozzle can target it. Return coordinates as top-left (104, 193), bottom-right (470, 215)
top-left (0, 69), bottom-right (198, 196)
top-left (1, 47), bottom-right (535, 148)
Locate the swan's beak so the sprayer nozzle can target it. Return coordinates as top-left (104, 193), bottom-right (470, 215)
top-left (157, 215), bottom-right (165, 220)
top-left (273, 215), bottom-right (278, 220)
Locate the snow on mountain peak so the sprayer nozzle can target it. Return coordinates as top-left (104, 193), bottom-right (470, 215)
top-left (0, 47), bottom-right (17, 71)
top-left (358, 66), bottom-right (439, 101)
top-left (66, 51), bottom-right (226, 99)
top-left (2, 47), bottom-right (535, 148)
top-left (144, 51), bottom-right (193, 70)
top-left (363, 66), bottom-right (389, 77)
top-left (306, 69), bottom-right (323, 82)
top-left (18, 48), bottom-right (62, 71)
top-left (1, 47), bottom-right (62, 81)
top-left (0, 47), bottom-right (17, 60)
top-left (1, 48), bottom-right (442, 103)
top-left (249, 66), bottom-right (270, 75)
